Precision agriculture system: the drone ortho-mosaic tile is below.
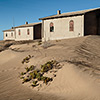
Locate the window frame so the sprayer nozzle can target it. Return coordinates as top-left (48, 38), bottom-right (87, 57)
top-left (27, 29), bottom-right (30, 35)
top-left (50, 22), bottom-right (54, 32)
top-left (11, 32), bottom-right (13, 37)
top-left (18, 29), bottom-right (21, 35)
top-left (69, 20), bottom-right (74, 32)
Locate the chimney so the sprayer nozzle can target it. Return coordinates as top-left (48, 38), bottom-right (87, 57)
top-left (57, 10), bottom-right (61, 15)
top-left (25, 22), bottom-right (28, 24)
top-left (11, 27), bottom-right (14, 29)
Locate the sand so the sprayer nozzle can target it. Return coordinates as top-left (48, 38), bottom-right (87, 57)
top-left (0, 35), bottom-right (100, 100)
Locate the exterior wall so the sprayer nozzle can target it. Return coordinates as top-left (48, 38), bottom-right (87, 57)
top-left (98, 17), bottom-right (100, 35)
top-left (84, 9), bottom-right (100, 35)
top-left (84, 12), bottom-right (97, 35)
top-left (34, 24), bottom-right (42, 39)
top-left (42, 15), bottom-right (84, 41)
top-left (4, 31), bottom-right (15, 40)
top-left (15, 26), bottom-right (34, 41)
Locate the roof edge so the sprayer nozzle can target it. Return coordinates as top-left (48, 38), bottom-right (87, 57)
top-left (14, 22), bottom-right (42, 28)
top-left (39, 7), bottom-right (100, 20)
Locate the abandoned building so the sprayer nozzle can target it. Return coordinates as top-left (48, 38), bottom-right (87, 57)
top-left (39, 7), bottom-right (100, 41)
top-left (3, 7), bottom-right (100, 41)
top-left (3, 28), bottom-right (15, 40)
top-left (3, 22), bottom-right (42, 41)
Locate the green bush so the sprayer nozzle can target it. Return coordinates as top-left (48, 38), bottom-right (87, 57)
top-left (41, 60), bottom-right (57, 72)
top-left (22, 56), bottom-right (31, 64)
top-left (29, 72), bottom-right (36, 79)
top-left (20, 60), bottom-right (59, 87)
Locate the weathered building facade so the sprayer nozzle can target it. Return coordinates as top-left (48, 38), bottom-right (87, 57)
top-left (3, 8), bottom-right (100, 41)
top-left (39, 8), bottom-right (100, 41)
top-left (3, 22), bottom-right (42, 41)
top-left (3, 28), bottom-right (15, 40)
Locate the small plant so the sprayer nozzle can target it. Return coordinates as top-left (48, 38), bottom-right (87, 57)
top-left (36, 73), bottom-right (42, 81)
top-left (29, 65), bottom-right (35, 71)
top-left (28, 55), bottom-right (31, 58)
top-left (33, 81), bottom-right (38, 85)
top-left (20, 72), bottom-right (26, 75)
top-left (22, 60), bottom-right (24, 64)
top-left (20, 76), bottom-right (24, 79)
top-left (29, 72), bottom-right (36, 79)
top-left (22, 56), bottom-right (31, 64)
top-left (25, 60), bottom-right (29, 63)
top-left (25, 67), bottom-right (30, 72)
top-left (41, 60), bottom-right (57, 72)
top-left (22, 77), bottom-right (30, 83)
top-left (42, 77), bottom-right (53, 85)
top-left (33, 70), bottom-right (39, 75)
top-left (31, 81), bottom-right (38, 87)
top-left (20, 60), bottom-right (60, 88)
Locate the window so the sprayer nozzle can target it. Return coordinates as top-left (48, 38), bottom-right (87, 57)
top-left (27, 29), bottom-right (30, 35)
top-left (50, 22), bottom-right (54, 32)
top-left (6, 33), bottom-right (7, 37)
top-left (69, 20), bottom-right (74, 31)
top-left (19, 30), bottom-right (21, 35)
top-left (11, 33), bottom-right (13, 37)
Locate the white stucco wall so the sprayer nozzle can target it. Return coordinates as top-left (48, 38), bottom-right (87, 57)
top-left (15, 26), bottom-right (34, 41)
top-left (42, 15), bottom-right (84, 41)
top-left (4, 31), bottom-right (15, 40)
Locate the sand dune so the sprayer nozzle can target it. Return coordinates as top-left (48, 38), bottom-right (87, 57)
top-left (0, 35), bottom-right (100, 100)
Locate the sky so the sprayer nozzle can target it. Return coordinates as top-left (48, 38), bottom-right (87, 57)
top-left (0, 0), bottom-right (100, 40)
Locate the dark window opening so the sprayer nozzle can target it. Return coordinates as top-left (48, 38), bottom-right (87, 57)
top-left (11, 33), bottom-right (13, 37)
top-left (27, 29), bottom-right (30, 35)
top-left (50, 22), bottom-right (54, 32)
top-left (69, 20), bottom-right (74, 31)
top-left (19, 30), bottom-right (21, 35)
top-left (6, 33), bottom-right (7, 37)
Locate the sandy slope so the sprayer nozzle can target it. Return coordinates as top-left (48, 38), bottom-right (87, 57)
top-left (0, 35), bottom-right (100, 100)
